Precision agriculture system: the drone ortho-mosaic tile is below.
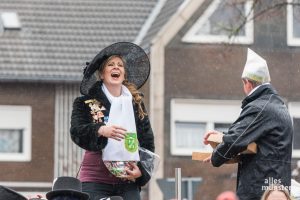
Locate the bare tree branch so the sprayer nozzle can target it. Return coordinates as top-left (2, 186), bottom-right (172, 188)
top-left (227, 0), bottom-right (300, 39)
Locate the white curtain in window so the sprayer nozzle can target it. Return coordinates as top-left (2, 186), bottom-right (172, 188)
top-left (0, 129), bottom-right (22, 153)
top-left (175, 122), bottom-right (206, 149)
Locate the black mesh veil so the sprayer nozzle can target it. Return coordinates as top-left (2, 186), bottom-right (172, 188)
top-left (80, 42), bottom-right (150, 95)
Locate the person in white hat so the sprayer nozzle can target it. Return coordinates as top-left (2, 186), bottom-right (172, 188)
top-left (203, 48), bottom-right (293, 200)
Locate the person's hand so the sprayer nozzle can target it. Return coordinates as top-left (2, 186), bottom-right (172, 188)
top-left (27, 194), bottom-right (45, 199)
top-left (124, 162), bottom-right (142, 181)
top-left (98, 125), bottom-right (127, 141)
top-left (203, 130), bottom-right (223, 145)
top-left (202, 154), bottom-right (212, 163)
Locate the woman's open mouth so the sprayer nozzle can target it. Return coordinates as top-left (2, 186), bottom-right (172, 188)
top-left (111, 72), bottom-right (120, 78)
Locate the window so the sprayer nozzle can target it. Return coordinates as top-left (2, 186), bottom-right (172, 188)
top-left (288, 102), bottom-right (300, 157)
top-left (0, 105), bottom-right (31, 161)
top-left (287, 0), bottom-right (300, 46)
top-left (0, 12), bottom-right (21, 30)
top-left (175, 122), bottom-right (207, 151)
top-left (171, 99), bottom-right (241, 156)
top-left (182, 0), bottom-right (253, 44)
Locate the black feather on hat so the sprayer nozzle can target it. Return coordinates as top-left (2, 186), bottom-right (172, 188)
top-left (80, 42), bottom-right (150, 95)
top-left (0, 185), bottom-right (27, 200)
top-left (46, 176), bottom-right (89, 200)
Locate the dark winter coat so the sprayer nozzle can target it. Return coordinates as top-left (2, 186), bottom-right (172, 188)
top-left (211, 84), bottom-right (293, 200)
top-left (0, 186), bottom-right (27, 200)
top-left (70, 81), bottom-right (155, 187)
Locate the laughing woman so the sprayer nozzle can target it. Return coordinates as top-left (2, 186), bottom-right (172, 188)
top-left (70, 42), bottom-right (155, 200)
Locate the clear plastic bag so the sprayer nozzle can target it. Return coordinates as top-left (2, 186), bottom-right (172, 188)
top-left (139, 147), bottom-right (160, 177)
top-left (291, 179), bottom-right (300, 200)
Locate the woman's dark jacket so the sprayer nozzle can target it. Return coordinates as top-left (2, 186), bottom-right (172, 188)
top-left (211, 84), bottom-right (293, 200)
top-left (70, 81), bottom-right (155, 186)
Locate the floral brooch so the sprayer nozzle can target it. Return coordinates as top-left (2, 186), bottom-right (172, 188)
top-left (84, 99), bottom-right (106, 123)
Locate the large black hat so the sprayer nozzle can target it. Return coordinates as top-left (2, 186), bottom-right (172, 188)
top-left (80, 42), bottom-right (150, 95)
top-left (46, 176), bottom-right (89, 200)
top-left (0, 185), bottom-right (27, 200)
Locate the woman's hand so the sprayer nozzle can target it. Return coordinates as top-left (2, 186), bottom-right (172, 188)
top-left (27, 194), bottom-right (45, 199)
top-left (124, 162), bottom-right (142, 181)
top-left (98, 125), bottom-right (127, 141)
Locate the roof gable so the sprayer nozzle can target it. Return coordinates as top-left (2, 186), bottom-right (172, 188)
top-left (139, 0), bottom-right (184, 52)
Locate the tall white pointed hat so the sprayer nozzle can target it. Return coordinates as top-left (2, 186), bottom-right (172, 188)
top-left (242, 48), bottom-right (271, 83)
